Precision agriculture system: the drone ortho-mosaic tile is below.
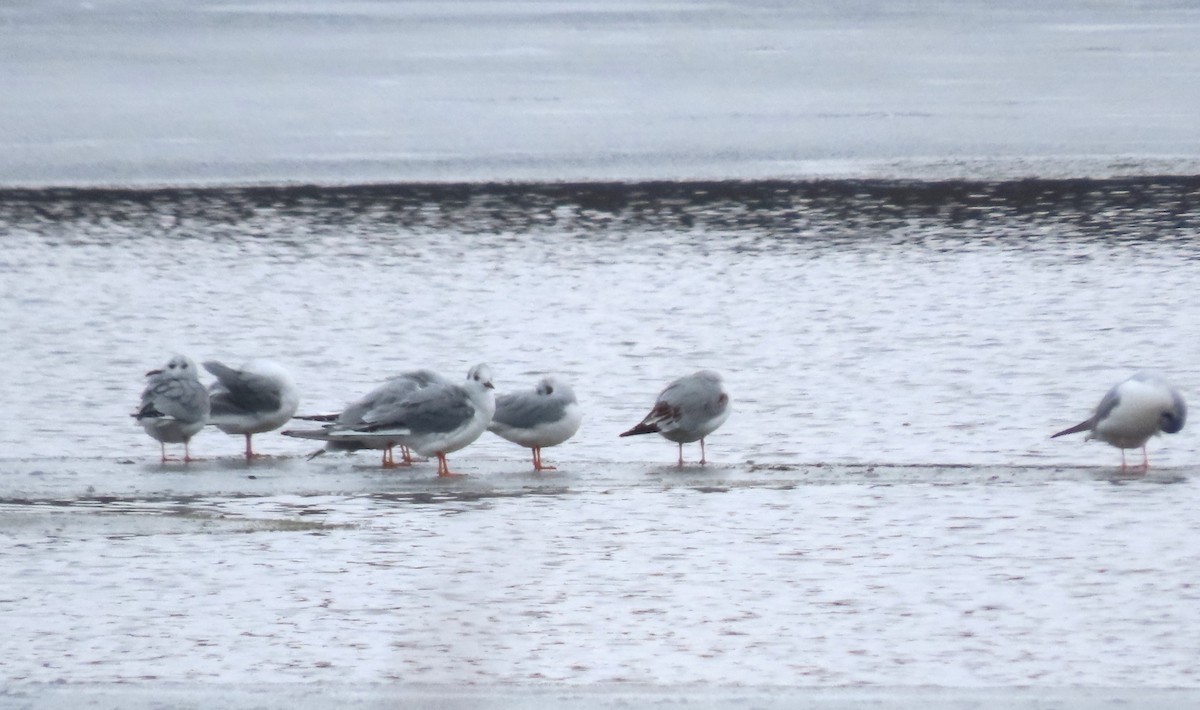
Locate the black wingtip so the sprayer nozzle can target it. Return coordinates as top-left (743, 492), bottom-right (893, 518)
top-left (619, 423), bottom-right (658, 438)
top-left (1051, 420), bottom-right (1092, 439)
top-left (293, 413), bottom-right (339, 422)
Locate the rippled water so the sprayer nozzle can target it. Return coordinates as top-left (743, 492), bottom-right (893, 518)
top-left (2, 178), bottom-right (1199, 693)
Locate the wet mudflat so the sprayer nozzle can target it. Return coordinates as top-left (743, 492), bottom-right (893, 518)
top-left (2, 456), bottom-right (1199, 691)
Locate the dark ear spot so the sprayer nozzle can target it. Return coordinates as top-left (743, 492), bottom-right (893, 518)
top-left (1161, 411), bottom-right (1185, 434)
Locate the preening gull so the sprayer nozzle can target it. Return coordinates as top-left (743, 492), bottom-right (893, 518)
top-left (489, 375), bottom-right (582, 471)
top-left (289, 369), bottom-right (448, 467)
top-left (204, 359), bottom-right (300, 460)
top-left (1052, 371), bottom-right (1187, 470)
top-left (286, 365), bottom-right (495, 477)
top-left (620, 370), bottom-right (730, 466)
top-left (132, 354), bottom-right (211, 463)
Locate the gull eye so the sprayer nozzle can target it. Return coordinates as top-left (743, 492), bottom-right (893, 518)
top-left (545, 385), bottom-right (553, 395)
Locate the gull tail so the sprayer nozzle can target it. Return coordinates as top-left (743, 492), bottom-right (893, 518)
top-left (1051, 419), bottom-right (1094, 439)
top-left (294, 413), bottom-right (339, 422)
top-left (281, 428), bottom-right (334, 441)
top-left (132, 402), bottom-right (167, 420)
top-left (619, 422), bottom-right (660, 437)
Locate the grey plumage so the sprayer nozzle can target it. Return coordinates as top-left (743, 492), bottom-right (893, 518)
top-left (360, 383), bottom-right (475, 434)
top-left (289, 369), bottom-right (448, 467)
top-left (284, 366), bottom-right (495, 476)
top-left (132, 354), bottom-right (210, 462)
top-left (620, 370), bottom-right (730, 466)
top-left (1052, 371), bottom-right (1187, 469)
top-left (492, 380), bottom-right (574, 431)
top-left (335, 370), bottom-right (448, 430)
top-left (489, 376), bottom-right (582, 471)
top-left (206, 361), bottom-right (283, 416)
top-left (203, 359), bottom-right (300, 459)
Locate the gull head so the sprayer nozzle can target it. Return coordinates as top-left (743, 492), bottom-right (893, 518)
top-left (1161, 391), bottom-right (1187, 434)
top-left (537, 376), bottom-right (575, 401)
top-left (147, 354), bottom-right (200, 379)
top-left (467, 363), bottom-right (495, 390)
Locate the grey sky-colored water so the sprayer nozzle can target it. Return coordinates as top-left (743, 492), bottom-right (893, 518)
top-left (3, 0), bottom-right (1200, 185)
top-left (3, 1), bottom-right (1200, 705)
top-left (2, 181), bottom-right (1200, 699)
top-left (3, 180), bottom-right (1198, 468)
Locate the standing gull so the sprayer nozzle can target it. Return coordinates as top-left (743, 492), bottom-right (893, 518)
top-left (1052, 372), bottom-right (1187, 470)
top-left (620, 370), bottom-right (730, 466)
top-left (132, 354), bottom-right (211, 463)
top-left (204, 359), bottom-right (300, 460)
top-left (289, 369), bottom-right (448, 467)
top-left (489, 376), bottom-right (582, 471)
top-left (286, 365), bottom-right (496, 477)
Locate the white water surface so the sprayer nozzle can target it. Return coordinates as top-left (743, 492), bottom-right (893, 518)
top-left (3, 0), bottom-right (1200, 704)
top-left (1, 181), bottom-right (1199, 703)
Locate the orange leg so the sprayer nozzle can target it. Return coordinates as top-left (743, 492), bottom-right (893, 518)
top-left (436, 453), bottom-right (464, 477)
top-left (533, 447), bottom-right (557, 472)
top-left (386, 446), bottom-right (420, 467)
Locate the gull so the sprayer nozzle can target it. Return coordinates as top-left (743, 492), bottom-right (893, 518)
top-left (289, 369), bottom-right (448, 467)
top-left (204, 359), bottom-right (300, 460)
top-left (489, 375), bottom-right (582, 471)
top-left (132, 354), bottom-right (211, 463)
top-left (620, 370), bottom-right (730, 466)
top-left (286, 365), bottom-right (495, 476)
top-left (1052, 372), bottom-right (1187, 470)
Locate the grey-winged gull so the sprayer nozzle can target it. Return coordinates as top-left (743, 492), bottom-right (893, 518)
top-left (489, 375), bottom-right (582, 471)
top-left (1052, 371), bottom-right (1187, 470)
top-left (204, 359), bottom-right (300, 460)
top-left (620, 370), bottom-right (730, 466)
top-left (289, 369), bottom-right (448, 467)
top-left (132, 354), bottom-right (211, 463)
top-left (286, 364), bottom-right (495, 477)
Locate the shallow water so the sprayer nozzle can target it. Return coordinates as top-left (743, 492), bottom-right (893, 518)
top-left (2, 179), bottom-right (1198, 466)
top-left (2, 179), bottom-right (1199, 692)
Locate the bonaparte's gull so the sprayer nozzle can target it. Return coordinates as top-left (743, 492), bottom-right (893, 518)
top-left (132, 355), bottom-right (210, 463)
top-left (620, 370), bottom-right (730, 466)
top-left (204, 359), bottom-right (300, 460)
top-left (286, 365), bottom-right (495, 476)
top-left (489, 375), bottom-right (582, 471)
top-left (288, 369), bottom-right (448, 467)
top-left (1052, 372), bottom-right (1187, 470)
